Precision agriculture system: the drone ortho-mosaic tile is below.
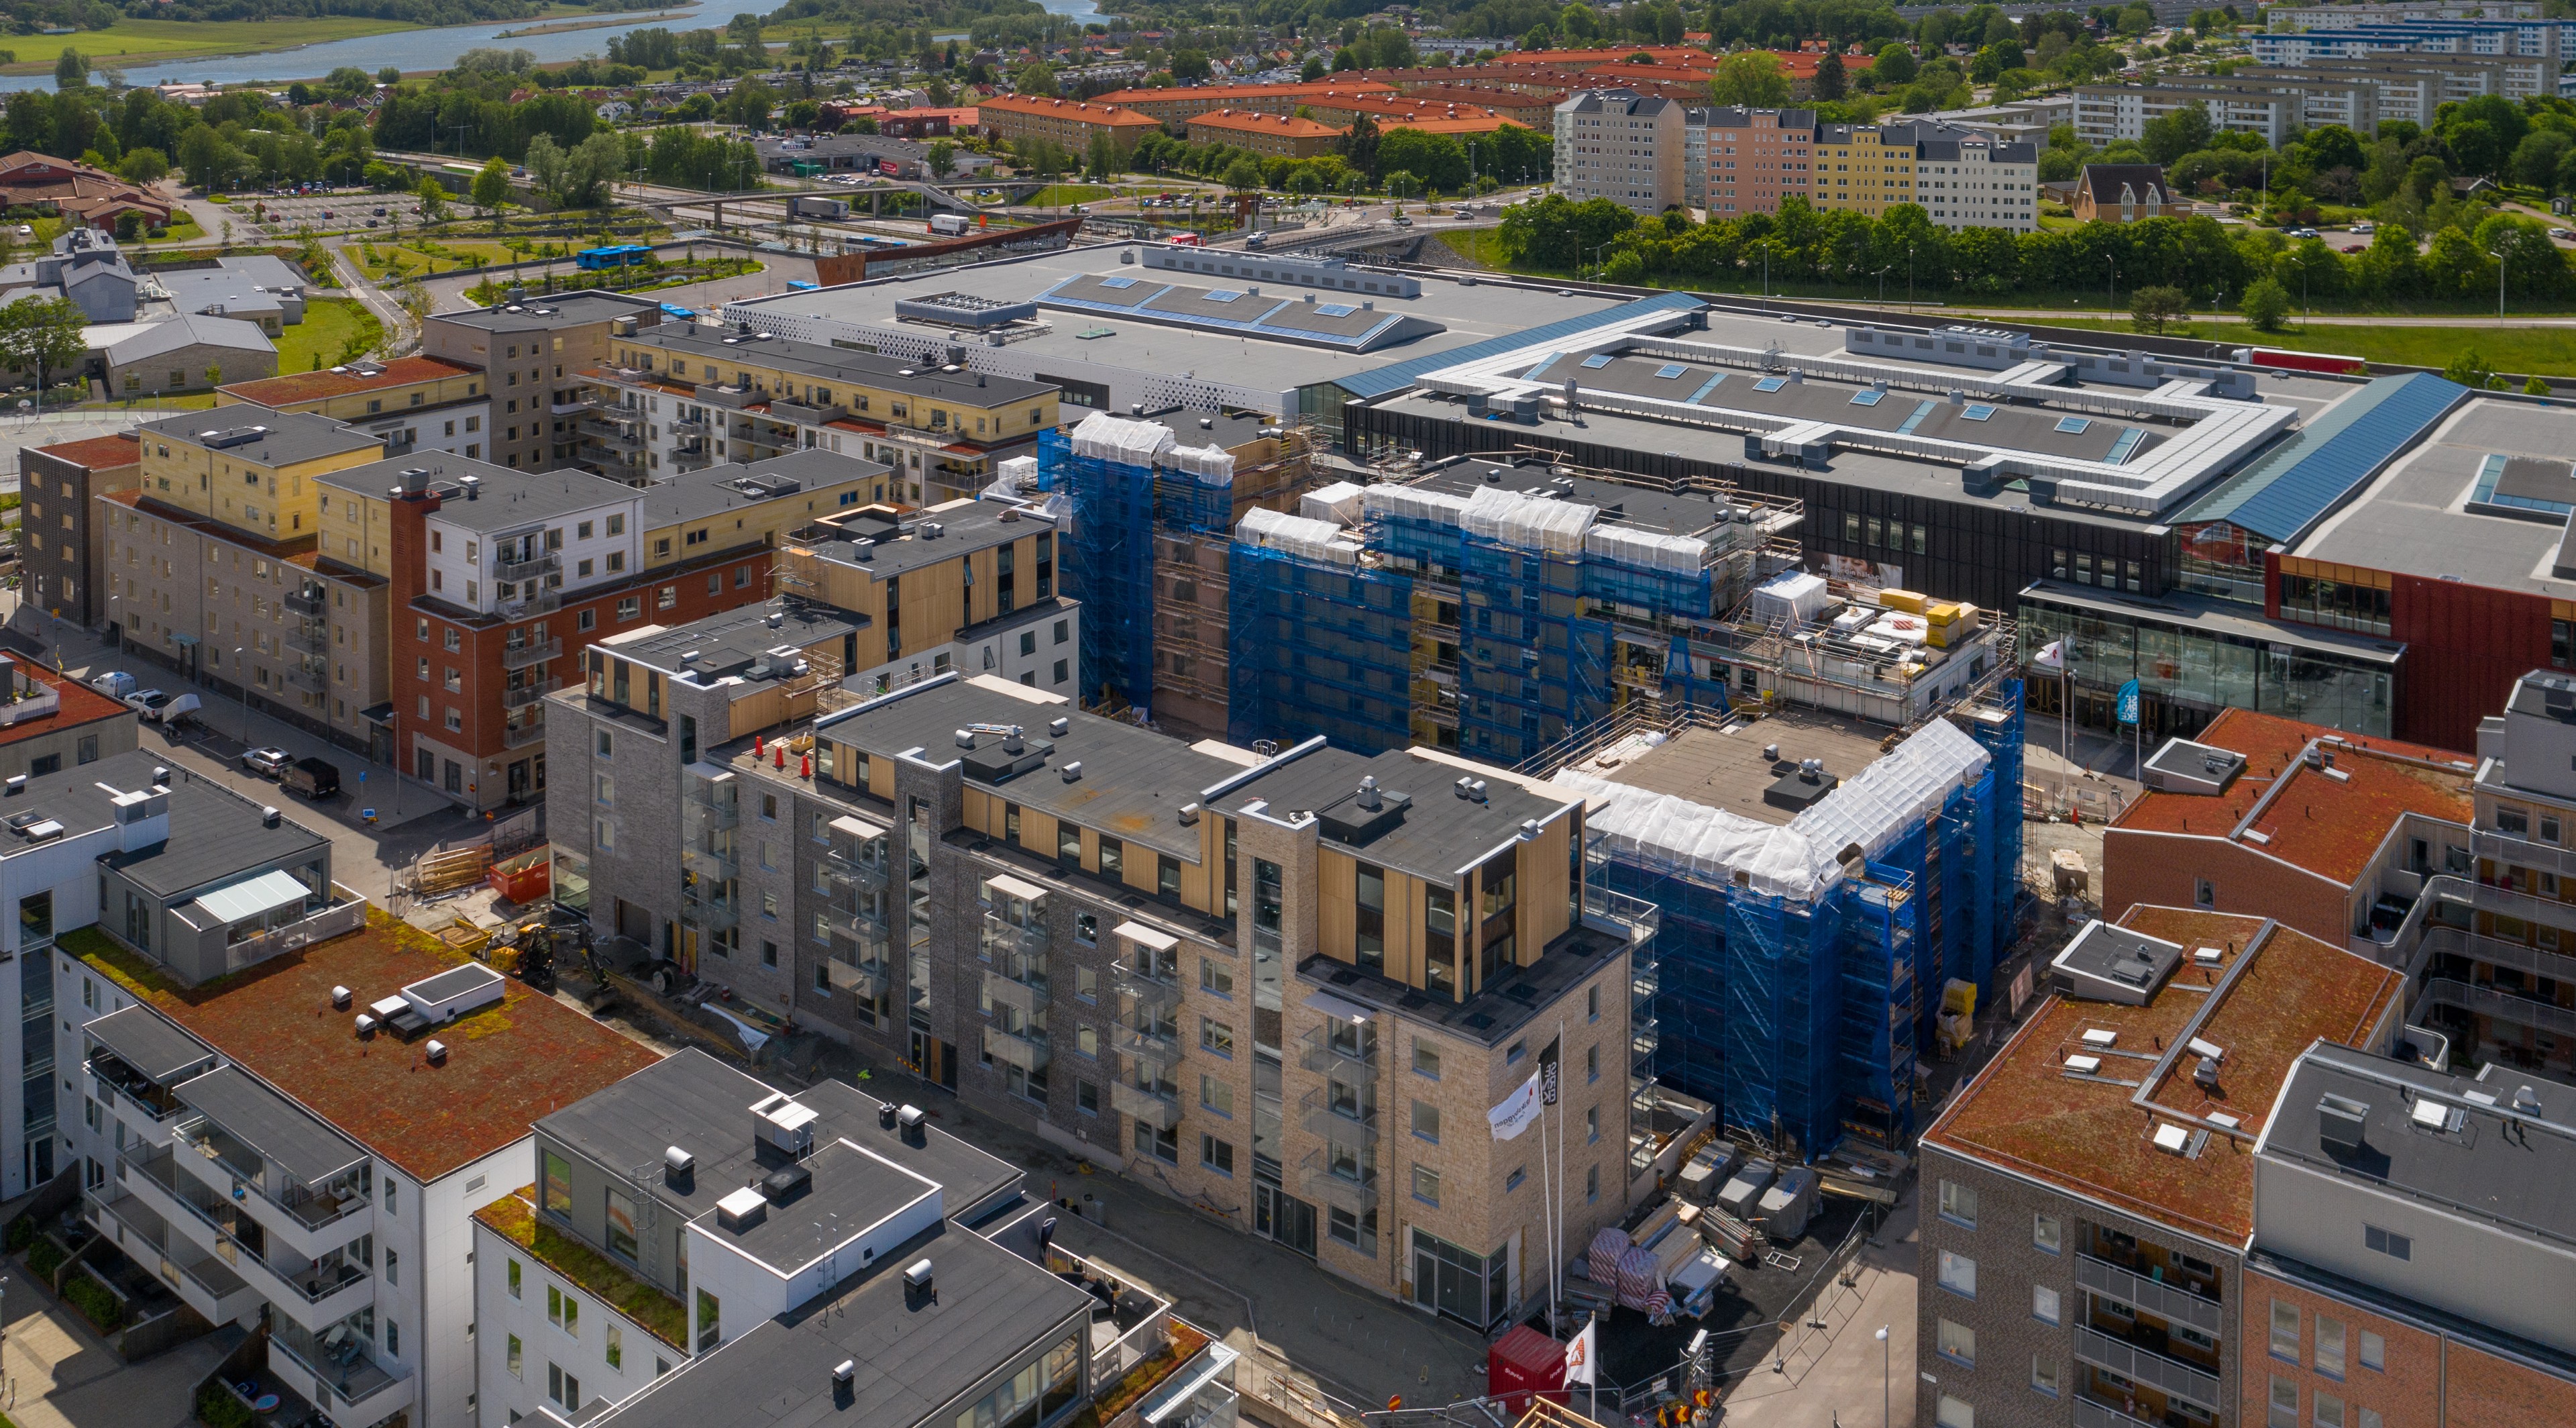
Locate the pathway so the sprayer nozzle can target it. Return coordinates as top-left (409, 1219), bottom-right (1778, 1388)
top-left (0, 1264), bottom-right (235, 1428)
top-left (1714, 1196), bottom-right (1921, 1428)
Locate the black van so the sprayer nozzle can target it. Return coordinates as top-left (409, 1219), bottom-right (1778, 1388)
top-left (284, 757), bottom-right (341, 799)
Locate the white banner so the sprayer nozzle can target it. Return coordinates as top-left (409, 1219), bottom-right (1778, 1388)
top-left (1488, 1072), bottom-right (1542, 1141)
top-left (1562, 1318), bottom-right (1597, 1386)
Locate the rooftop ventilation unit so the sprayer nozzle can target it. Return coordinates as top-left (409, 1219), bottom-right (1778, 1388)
top-left (665, 1145), bottom-right (696, 1178)
top-left (898, 1105), bottom-right (925, 1131)
top-left (716, 1186), bottom-right (768, 1231)
top-left (354, 1013), bottom-right (378, 1037)
top-left (761, 1162), bottom-right (813, 1203)
top-left (2410, 1097), bottom-right (2464, 1133)
top-left (1050, 718), bottom-right (1069, 737)
top-left (904, 1258), bottom-right (935, 1290)
top-left (751, 1092), bottom-right (818, 1156)
top-left (879, 1102), bottom-right (900, 1130)
top-left (2514, 1084), bottom-right (2544, 1116)
top-left (331, 986), bottom-right (352, 1011)
top-left (1062, 761), bottom-right (1083, 782)
top-left (835, 1361), bottom-right (857, 1388)
top-left (3, 776), bottom-right (23, 797)
top-left (262, 807), bottom-right (281, 827)
top-left (152, 766), bottom-right (169, 788)
top-left (425, 1039), bottom-right (448, 1065)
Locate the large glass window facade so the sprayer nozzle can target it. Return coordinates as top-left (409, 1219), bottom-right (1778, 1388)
top-left (2019, 593), bottom-right (2395, 738)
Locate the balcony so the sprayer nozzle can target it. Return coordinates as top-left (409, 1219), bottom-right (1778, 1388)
top-left (119, 1148), bottom-right (375, 1328)
top-left (982, 968), bottom-right (1049, 1018)
top-left (1297, 1152), bottom-right (1377, 1215)
top-left (1113, 959), bottom-right (1183, 1012)
top-left (682, 842), bottom-right (738, 882)
top-left (2073, 1327), bottom-right (2220, 1411)
top-left (1116, 1022), bottom-right (1181, 1063)
top-left (283, 618), bottom-right (327, 654)
top-left (828, 849), bottom-right (892, 894)
top-left (84, 1184), bottom-right (256, 1328)
top-left (502, 676), bottom-right (559, 710)
top-left (827, 954), bottom-right (890, 998)
top-left (2414, 975), bottom-right (2576, 1039)
top-left (670, 416), bottom-right (710, 436)
top-left (1299, 1089), bottom-right (1377, 1150)
top-left (684, 895), bottom-right (738, 933)
top-left (981, 1023), bottom-right (1047, 1072)
top-left (1299, 1025), bottom-right (1377, 1080)
top-left (828, 905), bottom-right (890, 946)
top-left (284, 589), bottom-right (326, 618)
top-left (1110, 1080), bottom-right (1181, 1129)
top-left (982, 913), bottom-right (1048, 958)
top-left (2073, 1398), bottom-right (2168, 1428)
top-left (272, 1317), bottom-right (410, 1422)
top-left (503, 717), bottom-right (547, 749)
top-left (576, 417), bottom-right (642, 448)
top-left (500, 635), bottom-right (561, 671)
top-left (2077, 1254), bottom-right (2222, 1335)
top-left (494, 550), bottom-right (561, 584)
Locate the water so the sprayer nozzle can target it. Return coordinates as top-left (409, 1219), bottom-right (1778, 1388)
top-left (0, 0), bottom-right (1100, 93)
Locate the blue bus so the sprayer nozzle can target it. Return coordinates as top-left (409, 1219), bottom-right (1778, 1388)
top-left (575, 244), bottom-right (653, 271)
top-left (788, 279), bottom-right (818, 291)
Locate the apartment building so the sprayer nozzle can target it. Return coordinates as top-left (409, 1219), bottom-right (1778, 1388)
top-left (2243, 1042), bottom-right (2576, 1428)
top-left (315, 446), bottom-right (888, 809)
top-left (470, 1048), bottom-right (1085, 1425)
top-left (19, 431), bottom-right (139, 628)
top-left (0, 654), bottom-right (137, 793)
top-left (419, 291), bottom-right (669, 473)
top-left (978, 95), bottom-right (1163, 156)
top-left (1696, 105), bottom-right (1816, 217)
top-left (555, 664), bottom-right (1651, 1323)
top-left (2251, 17), bottom-right (2573, 64)
top-left (1553, 89), bottom-right (1686, 213)
top-left (1907, 124), bottom-right (2039, 234)
top-left (592, 323), bottom-right (1061, 505)
top-left (217, 356), bottom-right (492, 463)
top-left (1813, 122), bottom-right (1917, 217)
top-left (2279, 1), bottom-right (2540, 28)
top-left (65, 876), bottom-right (655, 1428)
top-left (1187, 110), bottom-right (1343, 158)
top-left (1092, 79), bottom-right (1398, 128)
top-left (2072, 79), bottom-right (2382, 148)
top-left (1289, 94), bottom-right (1527, 139)
top-left (1917, 905), bottom-right (2409, 1428)
top-left (2102, 709), bottom-right (2475, 955)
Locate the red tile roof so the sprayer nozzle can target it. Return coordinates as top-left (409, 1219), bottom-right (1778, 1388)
top-left (0, 656), bottom-right (132, 748)
top-left (2112, 707), bottom-right (2473, 884)
top-left (1923, 905), bottom-right (2402, 1242)
top-left (217, 356), bottom-right (481, 409)
top-left (32, 432), bottom-right (142, 470)
top-left (72, 914), bottom-right (659, 1182)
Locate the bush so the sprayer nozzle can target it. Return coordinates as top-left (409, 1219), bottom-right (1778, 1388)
top-left (2239, 276), bottom-right (2292, 332)
top-left (197, 1382), bottom-right (257, 1428)
top-left (3, 1215), bottom-right (31, 1252)
top-left (25, 1233), bottom-right (64, 1280)
top-left (61, 1270), bottom-right (119, 1331)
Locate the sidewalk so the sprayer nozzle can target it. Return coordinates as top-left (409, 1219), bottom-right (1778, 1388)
top-left (0, 1258), bottom-right (235, 1428)
top-left (1715, 1196), bottom-right (1920, 1428)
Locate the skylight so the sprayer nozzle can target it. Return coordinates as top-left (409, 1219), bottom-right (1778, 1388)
top-left (1580, 353), bottom-right (1616, 369)
top-left (1315, 303), bottom-right (1358, 317)
top-left (1962, 403), bottom-right (1996, 421)
top-left (1654, 363), bottom-right (1688, 379)
top-left (2055, 415), bottom-right (2092, 434)
top-left (1205, 289), bottom-right (1244, 303)
top-left (2108, 427), bottom-right (2148, 464)
top-left (1098, 276), bottom-right (1137, 289)
top-left (1849, 389), bottom-right (1885, 407)
top-left (1753, 376), bottom-right (1788, 393)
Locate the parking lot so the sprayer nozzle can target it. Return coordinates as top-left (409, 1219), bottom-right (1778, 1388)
top-left (235, 191), bottom-right (429, 237)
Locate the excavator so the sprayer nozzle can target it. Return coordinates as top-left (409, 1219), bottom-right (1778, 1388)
top-left (486, 906), bottom-right (610, 997)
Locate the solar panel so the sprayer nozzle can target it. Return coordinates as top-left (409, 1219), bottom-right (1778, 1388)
top-left (1653, 363), bottom-right (1688, 379)
top-left (1098, 276), bottom-right (1136, 289)
top-left (1580, 354), bottom-right (1616, 369)
top-left (1754, 376), bottom-right (1788, 393)
top-left (1315, 303), bottom-right (1358, 317)
top-left (2055, 416), bottom-right (2092, 434)
top-left (1205, 289), bottom-right (1244, 303)
top-left (1962, 403), bottom-right (1996, 421)
top-left (1849, 389), bottom-right (1885, 407)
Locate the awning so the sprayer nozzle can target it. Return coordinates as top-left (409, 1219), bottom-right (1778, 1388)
top-left (984, 873), bottom-right (1047, 904)
top-left (830, 813), bottom-right (889, 840)
top-left (358, 703), bottom-right (396, 725)
top-left (1114, 921), bottom-right (1179, 954)
top-left (1302, 988), bottom-right (1376, 1023)
top-left (174, 1066), bottom-right (367, 1188)
top-left (184, 868), bottom-right (311, 927)
top-left (84, 1005), bottom-right (214, 1084)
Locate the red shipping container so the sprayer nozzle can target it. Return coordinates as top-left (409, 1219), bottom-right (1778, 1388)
top-left (1489, 1325), bottom-right (1566, 1417)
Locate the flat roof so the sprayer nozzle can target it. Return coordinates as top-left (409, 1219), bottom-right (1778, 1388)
top-left (0, 656), bottom-right (133, 748)
top-left (2110, 707), bottom-right (2472, 883)
top-left (175, 1063), bottom-right (368, 1187)
top-left (792, 497), bottom-right (1055, 582)
top-left (2019, 579), bottom-right (2408, 663)
top-left (83, 1003), bottom-right (217, 1084)
top-left (29, 431), bottom-right (141, 470)
top-left (2297, 396), bottom-right (2576, 596)
top-left (1581, 709), bottom-right (1898, 828)
top-left (642, 448), bottom-right (898, 530)
top-left (1923, 905), bottom-right (2403, 1243)
top-left (140, 407), bottom-right (383, 467)
top-left (629, 324), bottom-right (1058, 407)
top-left (103, 776), bottom-right (332, 899)
top-left (409, 461), bottom-right (632, 533)
top-left (1218, 745), bottom-right (1577, 884)
top-left (592, 1221), bottom-right (1093, 1428)
top-left (1410, 458), bottom-right (1739, 538)
top-left (219, 358), bottom-right (482, 408)
top-left (432, 290), bottom-right (667, 334)
top-left (623, 603), bottom-right (863, 689)
top-left (74, 913), bottom-right (658, 1182)
top-left (710, 1139), bottom-right (937, 1274)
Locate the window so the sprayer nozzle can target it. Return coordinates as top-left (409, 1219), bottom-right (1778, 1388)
top-left (543, 1151), bottom-right (572, 1215)
top-left (696, 1290), bottom-right (720, 1352)
top-left (1076, 1080), bottom-right (1099, 1115)
top-left (2032, 1284), bottom-right (2059, 1325)
top-left (1586, 1044), bottom-right (1599, 1082)
top-left (606, 1325), bottom-right (623, 1372)
top-left (1201, 1073), bottom-right (1233, 1116)
top-left (507, 1333), bottom-right (523, 1378)
top-left (1200, 1134), bottom-right (1234, 1174)
top-left (2316, 1315), bottom-right (2346, 1378)
top-left (2271, 1378), bottom-right (2301, 1428)
top-left (2314, 1392), bottom-right (2345, 1428)
top-left (549, 1363), bottom-right (580, 1411)
top-left (2364, 1225), bottom-right (2411, 1260)
top-left (1937, 1250), bottom-right (1977, 1298)
top-left (1586, 1164), bottom-right (1598, 1201)
top-left (1938, 1179), bottom-right (1978, 1228)
top-left (2030, 1357), bottom-right (2059, 1397)
top-left (2272, 1301), bottom-right (2302, 1360)
top-left (1411, 1100), bottom-right (1440, 1143)
top-left (1199, 1017), bottom-right (1233, 1056)
top-left (1201, 958), bottom-right (1232, 997)
top-left (606, 1186), bottom-right (639, 1261)
top-left (1411, 1164), bottom-right (1441, 1205)
top-left (1937, 1319), bottom-right (1976, 1368)
top-left (2033, 1213), bottom-right (2061, 1254)
top-left (1584, 1105), bottom-right (1599, 1142)
top-left (508, 1258), bottom-right (523, 1298)
top-left (546, 1284), bottom-right (580, 1336)
top-left (2196, 877), bottom-right (2216, 909)
top-left (1413, 1040), bottom-right (1440, 1078)
top-left (1135, 1121), bottom-right (1179, 1163)
top-left (2359, 1331), bottom-right (2385, 1372)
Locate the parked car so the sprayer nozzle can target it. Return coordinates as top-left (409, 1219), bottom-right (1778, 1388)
top-left (2553, 227), bottom-right (2574, 241)
top-left (241, 746), bottom-right (293, 778)
top-left (88, 670), bottom-right (136, 700)
top-left (284, 758), bottom-right (341, 799)
top-left (124, 690), bottom-right (201, 724)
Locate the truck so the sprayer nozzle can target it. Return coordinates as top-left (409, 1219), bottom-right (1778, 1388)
top-left (283, 757), bottom-right (341, 800)
top-left (88, 670), bottom-right (136, 701)
top-left (788, 195), bottom-right (849, 221)
top-left (927, 213), bottom-right (973, 237)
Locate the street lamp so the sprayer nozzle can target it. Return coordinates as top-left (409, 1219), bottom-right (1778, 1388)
top-left (2106, 254), bottom-right (2118, 316)
top-left (1874, 1325), bottom-right (1890, 1428)
top-left (233, 646), bottom-right (250, 745)
top-left (1906, 242), bottom-right (1917, 311)
top-left (2491, 241), bottom-right (2510, 322)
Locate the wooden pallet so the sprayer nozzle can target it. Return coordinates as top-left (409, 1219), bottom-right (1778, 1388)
top-left (414, 845), bottom-right (492, 897)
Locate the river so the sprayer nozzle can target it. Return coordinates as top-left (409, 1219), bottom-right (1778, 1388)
top-left (0, 0), bottom-right (1102, 93)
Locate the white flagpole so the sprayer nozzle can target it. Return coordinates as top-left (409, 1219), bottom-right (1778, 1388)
top-left (1540, 1084), bottom-right (1557, 1331)
top-left (1554, 1018), bottom-right (1566, 1339)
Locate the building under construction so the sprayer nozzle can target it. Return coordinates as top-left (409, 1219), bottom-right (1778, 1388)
top-left (1018, 407), bottom-right (1321, 740)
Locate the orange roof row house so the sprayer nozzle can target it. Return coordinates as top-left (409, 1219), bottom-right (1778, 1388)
top-left (1093, 78), bottom-right (1399, 125)
top-left (1186, 109), bottom-right (1345, 159)
top-left (979, 93), bottom-right (1163, 151)
top-left (0, 152), bottom-right (170, 233)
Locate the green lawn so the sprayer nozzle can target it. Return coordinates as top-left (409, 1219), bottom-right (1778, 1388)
top-left (0, 15), bottom-right (423, 70)
top-left (275, 297), bottom-right (384, 376)
top-left (1992, 313), bottom-right (2576, 376)
top-left (1024, 184), bottom-right (1112, 207)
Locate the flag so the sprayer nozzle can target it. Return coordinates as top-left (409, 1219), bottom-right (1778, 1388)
top-left (2031, 640), bottom-right (2065, 672)
top-left (2116, 678), bottom-right (2141, 725)
top-left (1540, 1036), bottom-right (1562, 1107)
top-left (1489, 1071), bottom-right (1543, 1141)
top-left (1563, 1317), bottom-right (1597, 1386)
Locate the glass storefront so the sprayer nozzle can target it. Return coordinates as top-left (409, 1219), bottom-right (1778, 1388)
top-left (2019, 586), bottom-right (2398, 739)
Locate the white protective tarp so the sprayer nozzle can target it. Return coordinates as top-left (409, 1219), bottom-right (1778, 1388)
top-left (1165, 442), bottom-right (1236, 484)
top-left (1749, 572), bottom-right (1831, 626)
top-left (1238, 506), bottom-right (1361, 565)
top-left (1360, 483), bottom-right (1470, 525)
top-left (1069, 410), bottom-right (1176, 467)
top-left (1788, 716), bottom-right (1989, 866)
top-left (1301, 480), bottom-right (1367, 526)
top-left (1461, 485), bottom-right (1596, 553)
top-left (987, 454), bottom-right (1039, 499)
top-left (1583, 522), bottom-right (1711, 573)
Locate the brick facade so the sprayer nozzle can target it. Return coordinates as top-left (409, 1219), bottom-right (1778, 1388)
top-left (2242, 1261), bottom-right (2576, 1428)
top-left (2101, 829), bottom-right (2359, 949)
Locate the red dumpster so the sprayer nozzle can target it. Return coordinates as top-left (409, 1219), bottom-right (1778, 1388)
top-left (1489, 1325), bottom-right (1567, 1417)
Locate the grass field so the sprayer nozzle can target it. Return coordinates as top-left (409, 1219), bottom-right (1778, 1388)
top-left (1980, 313), bottom-right (2576, 375)
top-left (0, 16), bottom-right (423, 69)
top-left (276, 298), bottom-right (384, 375)
top-left (1025, 185), bottom-right (1114, 207)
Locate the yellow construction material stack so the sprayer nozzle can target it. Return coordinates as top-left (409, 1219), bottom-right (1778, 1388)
top-left (1924, 601), bottom-right (1981, 648)
top-left (1878, 589), bottom-right (1927, 615)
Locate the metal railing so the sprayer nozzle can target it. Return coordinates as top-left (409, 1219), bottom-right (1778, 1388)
top-left (1114, 958), bottom-right (1183, 1010)
top-left (504, 718), bottom-right (547, 748)
top-left (2413, 976), bottom-right (2576, 1038)
top-left (2076, 1254), bottom-right (2223, 1335)
top-left (284, 589), bottom-right (326, 617)
top-left (2074, 1396), bottom-right (2167, 1428)
top-left (500, 636), bottom-right (561, 670)
top-left (982, 968), bottom-right (1049, 1017)
top-left (2073, 1327), bottom-right (2220, 1411)
top-left (1110, 1079), bottom-right (1181, 1129)
top-left (502, 676), bottom-right (560, 710)
top-left (223, 898), bottom-right (366, 973)
top-left (981, 1023), bottom-right (1046, 1071)
top-left (494, 550), bottom-right (562, 584)
top-left (1297, 1088), bottom-right (1377, 1149)
top-left (1299, 1025), bottom-right (1375, 1078)
top-left (682, 844), bottom-right (738, 882)
top-left (1296, 1152), bottom-right (1377, 1214)
top-left (1115, 1022), bottom-right (1181, 1062)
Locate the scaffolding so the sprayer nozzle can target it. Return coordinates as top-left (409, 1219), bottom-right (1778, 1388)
top-left (1226, 514), bottom-right (1415, 754)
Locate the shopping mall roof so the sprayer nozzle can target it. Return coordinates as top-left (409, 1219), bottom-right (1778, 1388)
top-left (2179, 372), bottom-right (2469, 546)
top-left (1923, 905), bottom-right (2404, 1244)
top-left (2295, 396), bottom-right (2576, 597)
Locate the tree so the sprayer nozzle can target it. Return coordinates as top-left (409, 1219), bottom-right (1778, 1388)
top-left (2527, 376), bottom-right (2553, 396)
top-left (1385, 168), bottom-right (1421, 198)
top-left (1338, 113), bottom-right (1381, 178)
top-left (1814, 52), bottom-right (1847, 102)
top-left (117, 148), bottom-right (167, 185)
top-left (415, 176), bottom-right (449, 225)
top-left (1222, 157), bottom-right (1263, 193)
top-left (2442, 347), bottom-right (2498, 389)
top-left (927, 140), bottom-right (955, 179)
top-left (564, 132), bottom-right (626, 207)
top-left (54, 48), bottom-right (85, 89)
top-left (1171, 48), bottom-right (1212, 82)
top-left (1873, 43), bottom-right (1917, 88)
top-left (471, 156), bottom-right (511, 227)
top-left (2512, 130), bottom-right (2572, 194)
top-left (2140, 102), bottom-right (2212, 166)
top-left (1300, 54), bottom-right (1326, 82)
top-left (524, 134), bottom-right (570, 205)
top-left (376, 66), bottom-right (401, 85)
top-left (2129, 284), bottom-right (2188, 334)
top-left (1709, 52), bottom-right (1790, 108)
top-left (0, 297), bottom-right (88, 412)
top-left (1016, 63), bottom-right (1059, 97)
top-left (2239, 276), bottom-right (2290, 331)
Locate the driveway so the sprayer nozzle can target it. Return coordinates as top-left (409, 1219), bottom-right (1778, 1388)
top-left (421, 250), bottom-right (820, 317)
top-left (1715, 1194), bottom-right (1921, 1428)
